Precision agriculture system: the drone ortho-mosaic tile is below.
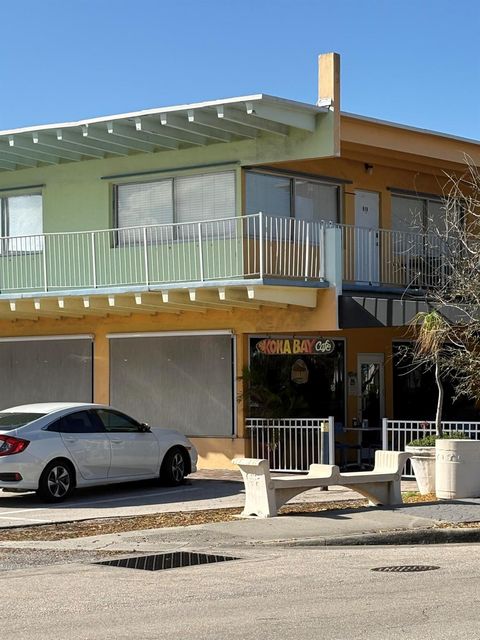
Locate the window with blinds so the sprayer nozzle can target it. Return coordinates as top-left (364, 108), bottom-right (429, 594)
top-left (116, 179), bottom-right (174, 244)
top-left (175, 171), bottom-right (236, 240)
top-left (115, 171), bottom-right (236, 242)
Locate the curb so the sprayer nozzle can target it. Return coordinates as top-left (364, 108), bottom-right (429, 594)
top-left (257, 527), bottom-right (480, 547)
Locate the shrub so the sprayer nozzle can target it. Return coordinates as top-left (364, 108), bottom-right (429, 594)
top-left (408, 432), bottom-right (471, 447)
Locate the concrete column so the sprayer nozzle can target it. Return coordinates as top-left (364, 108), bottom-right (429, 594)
top-left (93, 329), bottom-right (110, 404)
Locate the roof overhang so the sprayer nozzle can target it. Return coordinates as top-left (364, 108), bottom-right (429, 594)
top-left (0, 95), bottom-right (328, 172)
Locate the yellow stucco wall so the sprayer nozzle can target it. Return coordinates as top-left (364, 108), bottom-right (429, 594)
top-left (0, 138), bottom-right (460, 469)
top-left (0, 301), bottom-right (409, 468)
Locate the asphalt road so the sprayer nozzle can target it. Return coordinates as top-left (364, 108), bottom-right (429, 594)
top-left (1, 543), bottom-right (479, 639)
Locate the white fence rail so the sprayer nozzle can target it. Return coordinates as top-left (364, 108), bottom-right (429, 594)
top-left (0, 213), bottom-right (327, 294)
top-left (382, 419), bottom-right (480, 478)
top-left (247, 417), bottom-right (334, 472)
top-left (338, 224), bottom-right (453, 289)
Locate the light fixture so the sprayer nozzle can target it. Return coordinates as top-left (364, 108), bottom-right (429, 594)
top-left (364, 163), bottom-right (373, 175)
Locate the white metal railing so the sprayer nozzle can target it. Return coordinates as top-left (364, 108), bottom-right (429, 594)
top-left (338, 224), bottom-right (453, 289)
top-left (0, 213), bottom-right (327, 294)
top-left (246, 417), bottom-right (334, 472)
top-left (382, 418), bottom-right (480, 478)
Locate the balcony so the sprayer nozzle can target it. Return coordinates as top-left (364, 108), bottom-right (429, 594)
top-left (0, 216), bottom-right (451, 318)
top-left (339, 224), bottom-right (453, 291)
top-left (0, 214), bottom-right (328, 316)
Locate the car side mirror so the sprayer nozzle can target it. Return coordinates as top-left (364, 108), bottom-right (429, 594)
top-left (138, 423), bottom-right (151, 433)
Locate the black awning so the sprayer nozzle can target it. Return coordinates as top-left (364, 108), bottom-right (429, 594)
top-left (339, 295), bottom-right (429, 328)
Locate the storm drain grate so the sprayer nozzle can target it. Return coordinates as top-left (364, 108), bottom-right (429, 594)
top-left (371, 565), bottom-right (440, 573)
top-left (95, 552), bottom-right (239, 572)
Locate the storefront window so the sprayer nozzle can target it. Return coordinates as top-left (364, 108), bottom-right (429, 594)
top-left (392, 342), bottom-right (479, 421)
top-left (247, 337), bottom-right (345, 423)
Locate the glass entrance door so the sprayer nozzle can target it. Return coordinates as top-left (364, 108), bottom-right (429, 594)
top-left (357, 353), bottom-right (385, 428)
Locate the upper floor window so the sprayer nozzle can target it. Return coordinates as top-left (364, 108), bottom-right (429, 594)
top-left (245, 170), bottom-right (340, 224)
top-left (114, 170), bottom-right (236, 242)
top-left (391, 193), bottom-right (445, 256)
top-left (0, 193), bottom-right (43, 252)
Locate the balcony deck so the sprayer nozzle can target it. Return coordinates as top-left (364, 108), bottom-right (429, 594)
top-left (0, 215), bottom-right (450, 319)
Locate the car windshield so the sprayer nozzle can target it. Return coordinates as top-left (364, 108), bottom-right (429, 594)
top-left (0, 412), bottom-right (46, 431)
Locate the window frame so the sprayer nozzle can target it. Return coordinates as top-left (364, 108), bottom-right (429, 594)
top-left (94, 408), bottom-right (143, 433)
top-left (47, 409), bottom-right (105, 434)
top-left (0, 191), bottom-right (44, 255)
top-left (390, 192), bottom-right (445, 234)
top-left (112, 169), bottom-right (237, 243)
top-left (244, 168), bottom-right (342, 224)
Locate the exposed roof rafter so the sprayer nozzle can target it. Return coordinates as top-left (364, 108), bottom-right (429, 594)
top-left (0, 95), bottom-right (325, 172)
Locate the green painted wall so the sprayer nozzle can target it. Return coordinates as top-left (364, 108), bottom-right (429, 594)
top-left (0, 112), bottom-right (336, 234)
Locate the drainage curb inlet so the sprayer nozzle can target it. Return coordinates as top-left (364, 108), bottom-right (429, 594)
top-left (95, 552), bottom-right (239, 572)
top-left (371, 565), bottom-right (440, 573)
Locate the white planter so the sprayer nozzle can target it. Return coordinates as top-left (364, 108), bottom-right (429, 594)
top-left (436, 439), bottom-right (480, 499)
top-left (405, 445), bottom-right (436, 495)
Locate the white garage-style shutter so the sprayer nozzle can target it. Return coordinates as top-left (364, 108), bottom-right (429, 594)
top-left (0, 337), bottom-right (93, 409)
top-left (109, 333), bottom-right (234, 437)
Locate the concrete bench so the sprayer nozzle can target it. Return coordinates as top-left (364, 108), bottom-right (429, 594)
top-left (233, 450), bottom-right (411, 518)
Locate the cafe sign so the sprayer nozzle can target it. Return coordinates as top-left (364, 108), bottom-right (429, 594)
top-left (256, 337), bottom-right (335, 356)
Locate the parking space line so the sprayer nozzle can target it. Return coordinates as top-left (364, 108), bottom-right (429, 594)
top-left (0, 508), bottom-right (48, 516)
top-left (58, 486), bottom-right (201, 509)
top-left (0, 516), bottom-right (52, 523)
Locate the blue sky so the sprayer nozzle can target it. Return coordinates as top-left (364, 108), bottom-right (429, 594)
top-left (1, 0), bottom-right (479, 139)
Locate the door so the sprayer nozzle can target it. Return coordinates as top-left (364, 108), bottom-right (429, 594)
top-left (95, 409), bottom-right (160, 479)
top-left (357, 353), bottom-right (385, 429)
top-left (53, 410), bottom-right (111, 481)
top-left (354, 191), bottom-right (380, 284)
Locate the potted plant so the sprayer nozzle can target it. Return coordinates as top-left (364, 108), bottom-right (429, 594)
top-left (406, 430), bottom-right (469, 495)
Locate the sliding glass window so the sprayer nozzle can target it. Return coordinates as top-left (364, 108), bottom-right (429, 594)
top-left (245, 171), bottom-right (339, 223)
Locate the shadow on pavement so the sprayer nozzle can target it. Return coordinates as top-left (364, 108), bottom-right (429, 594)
top-left (0, 478), bottom-right (244, 511)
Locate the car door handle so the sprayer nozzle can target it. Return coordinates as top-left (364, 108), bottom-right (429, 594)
top-left (64, 438), bottom-right (78, 443)
top-left (111, 439), bottom-right (123, 444)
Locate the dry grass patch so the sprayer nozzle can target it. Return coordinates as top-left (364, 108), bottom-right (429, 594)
top-left (0, 491), bottom-right (471, 543)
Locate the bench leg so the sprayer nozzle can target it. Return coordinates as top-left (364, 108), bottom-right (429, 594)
top-left (233, 459), bottom-right (278, 517)
top-left (346, 479), bottom-right (403, 506)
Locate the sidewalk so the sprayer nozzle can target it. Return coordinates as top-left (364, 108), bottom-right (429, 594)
top-left (1, 490), bottom-right (479, 553)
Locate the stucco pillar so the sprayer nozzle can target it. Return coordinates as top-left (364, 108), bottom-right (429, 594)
top-left (93, 329), bottom-right (110, 404)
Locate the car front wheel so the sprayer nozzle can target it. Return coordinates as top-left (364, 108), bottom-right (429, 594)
top-left (160, 447), bottom-right (187, 486)
top-left (37, 460), bottom-right (75, 502)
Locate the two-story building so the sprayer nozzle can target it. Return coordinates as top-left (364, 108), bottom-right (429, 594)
top-left (0, 53), bottom-right (478, 469)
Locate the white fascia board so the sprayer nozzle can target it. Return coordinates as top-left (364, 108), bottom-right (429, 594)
top-left (107, 330), bottom-right (233, 339)
top-left (0, 95), bottom-right (324, 138)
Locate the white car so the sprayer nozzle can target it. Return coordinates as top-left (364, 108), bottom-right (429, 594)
top-left (0, 402), bottom-right (197, 502)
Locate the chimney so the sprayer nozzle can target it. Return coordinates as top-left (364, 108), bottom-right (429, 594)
top-left (318, 52), bottom-right (340, 109)
top-left (318, 52), bottom-right (341, 156)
